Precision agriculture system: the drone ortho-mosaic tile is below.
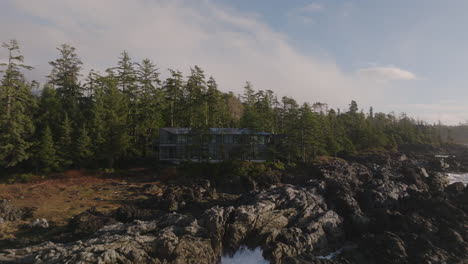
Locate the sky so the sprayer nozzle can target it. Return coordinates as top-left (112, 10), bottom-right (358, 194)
top-left (0, 0), bottom-right (467, 125)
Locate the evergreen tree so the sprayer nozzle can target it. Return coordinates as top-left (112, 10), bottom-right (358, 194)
top-left (223, 92), bottom-right (243, 127)
top-left (36, 84), bottom-right (62, 134)
top-left (184, 65), bottom-right (207, 128)
top-left (114, 51), bottom-right (139, 155)
top-left (37, 126), bottom-right (58, 173)
top-left (57, 114), bottom-right (73, 168)
top-left (0, 40), bottom-right (35, 167)
top-left (0, 42), bottom-right (454, 171)
top-left (89, 79), bottom-right (106, 161)
top-left (74, 125), bottom-right (93, 167)
top-left (135, 58), bottom-right (164, 157)
top-left (101, 76), bottom-right (130, 168)
top-left (163, 69), bottom-right (184, 127)
top-left (48, 44), bottom-right (83, 121)
top-left (240, 82), bottom-right (261, 130)
top-left (206, 76), bottom-right (224, 127)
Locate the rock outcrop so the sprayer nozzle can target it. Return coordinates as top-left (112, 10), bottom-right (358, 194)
top-left (1, 148), bottom-right (468, 264)
top-left (0, 185), bottom-right (343, 264)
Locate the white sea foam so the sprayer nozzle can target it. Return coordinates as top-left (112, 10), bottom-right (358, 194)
top-left (317, 248), bottom-right (344, 260)
top-left (221, 247), bottom-right (269, 264)
top-left (447, 173), bottom-right (468, 186)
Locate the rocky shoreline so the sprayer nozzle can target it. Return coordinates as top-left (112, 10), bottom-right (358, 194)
top-left (1, 145), bottom-right (468, 263)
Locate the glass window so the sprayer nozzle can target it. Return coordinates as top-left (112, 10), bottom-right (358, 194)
top-left (177, 135), bottom-right (186, 144)
top-left (224, 135), bottom-right (233, 144)
top-left (258, 136), bottom-right (265, 144)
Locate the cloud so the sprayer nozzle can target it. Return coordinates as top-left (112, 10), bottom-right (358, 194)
top-left (385, 103), bottom-right (468, 125)
top-left (288, 2), bottom-right (323, 24)
top-left (0, 0), bottom-right (424, 121)
top-left (0, 0), bottom-right (368, 105)
top-left (357, 66), bottom-right (417, 82)
top-left (298, 3), bottom-right (324, 12)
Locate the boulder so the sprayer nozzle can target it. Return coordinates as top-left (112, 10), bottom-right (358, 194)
top-left (0, 200), bottom-right (25, 221)
top-left (29, 218), bottom-right (49, 229)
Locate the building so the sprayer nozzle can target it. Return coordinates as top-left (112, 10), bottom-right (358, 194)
top-left (158, 128), bottom-right (271, 162)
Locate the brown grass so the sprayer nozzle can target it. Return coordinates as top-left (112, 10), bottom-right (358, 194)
top-left (0, 169), bottom-right (163, 225)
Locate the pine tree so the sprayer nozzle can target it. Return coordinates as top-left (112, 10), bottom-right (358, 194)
top-left (88, 87), bottom-right (106, 166)
top-left (57, 114), bottom-right (73, 168)
top-left (240, 82), bottom-right (260, 130)
top-left (48, 44), bottom-right (83, 121)
top-left (0, 40), bottom-right (35, 168)
top-left (163, 69), bottom-right (184, 127)
top-left (184, 65), bottom-right (207, 128)
top-left (101, 76), bottom-right (130, 168)
top-left (37, 126), bottom-right (58, 173)
top-left (135, 58), bottom-right (163, 157)
top-left (206, 76), bottom-right (224, 127)
top-left (36, 84), bottom-right (62, 134)
top-left (74, 125), bottom-right (93, 167)
top-left (114, 51), bottom-right (139, 155)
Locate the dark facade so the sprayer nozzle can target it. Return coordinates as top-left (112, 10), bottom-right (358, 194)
top-left (158, 128), bottom-right (271, 162)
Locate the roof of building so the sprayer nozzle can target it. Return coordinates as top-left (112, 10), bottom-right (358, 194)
top-left (161, 128), bottom-right (270, 135)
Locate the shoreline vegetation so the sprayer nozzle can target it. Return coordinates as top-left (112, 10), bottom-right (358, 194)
top-left (1, 39), bottom-right (468, 263)
top-left (0, 39), bottom-right (465, 179)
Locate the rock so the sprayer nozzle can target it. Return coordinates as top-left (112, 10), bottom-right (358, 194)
top-left (0, 200), bottom-right (26, 221)
top-left (29, 218), bottom-right (49, 229)
top-left (428, 172), bottom-right (449, 194)
top-left (0, 217), bottom-right (4, 225)
top-left (447, 182), bottom-right (466, 194)
top-left (364, 232), bottom-right (409, 264)
top-left (142, 183), bottom-right (159, 193)
top-left (419, 167), bottom-right (429, 178)
top-left (0, 185), bottom-right (344, 264)
top-left (112, 205), bottom-right (164, 222)
top-left (68, 208), bottom-right (117, 236)
top-left (2, 148), bottom-right (468, 263)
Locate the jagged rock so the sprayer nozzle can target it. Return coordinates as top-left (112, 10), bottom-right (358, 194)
top-left (447, 182), bottom-right (466, 194)
top-left (419, 167), bottom-right (429, 178)
top-left (2, 149), bottom-right (468, 264)
top-left (29, 218), bottom-right (49, 229)
top-left (429, 172), bottom-right (449, 194)
top-left (363, 232), bottom-right (409, 264)
top-left (0, 200), bottom-right (25, 221)
top-left (68, 208), bottom-right (117, 236)
top-left (0, 185), bottom-right (344, 264)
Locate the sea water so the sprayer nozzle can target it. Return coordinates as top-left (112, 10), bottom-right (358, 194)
top-left (221, 247), bottom-right (269, 264)
top-left (447, 173), bottom-right (468, 186)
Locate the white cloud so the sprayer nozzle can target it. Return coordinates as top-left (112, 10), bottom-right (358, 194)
top-left (0, 0), bottom-right (423, 120)
top-left (288, 2), bottom-right (323, 24)
top-left (0, 0), bottom-right (367, 105)
top-left (357, 66), bottom-right (417, 82)
top-left (299, 3), bottom-right (324, 12)
top-left (385, 103), bottom-right (468, 125)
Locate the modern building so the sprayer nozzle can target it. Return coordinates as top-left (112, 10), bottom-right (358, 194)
top-left (158, 128), bottom-right (271, 162)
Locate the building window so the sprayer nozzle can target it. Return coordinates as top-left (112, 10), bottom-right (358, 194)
top-left (224, 135), bottom-right (233, 144)
top-left (177, 135), bottom-right (186, 144)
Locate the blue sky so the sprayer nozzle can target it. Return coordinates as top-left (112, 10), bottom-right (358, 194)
top-left (225, 0), bottom-right (468, 103)
top-left (1, 0), bottom-right (468, 124)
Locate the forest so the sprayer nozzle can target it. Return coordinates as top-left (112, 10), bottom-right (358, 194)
top-left (0, 40), bottom-right (451, 174)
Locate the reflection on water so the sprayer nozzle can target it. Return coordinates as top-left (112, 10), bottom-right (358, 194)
top-left (221, 246), bottom-right (269, 264)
